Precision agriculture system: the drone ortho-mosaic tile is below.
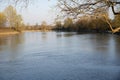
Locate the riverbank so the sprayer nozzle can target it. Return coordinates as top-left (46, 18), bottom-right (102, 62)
top-left (22, 30), bottom-right (51, 32)
top-left (0, 31), bottom-right (19, 35)
top-left (0, 29), bottom-right (120, 36)
top-left (0, 29), bottom-right (51, 36)
top-left (0, 29), bottom-right (19, 36)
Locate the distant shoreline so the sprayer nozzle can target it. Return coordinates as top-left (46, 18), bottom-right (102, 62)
top-left (0, 29), bottom-right (120, 36)
top-left (0, 30), bottom-right (51, 36)
top-left (22, 30), bottom-right (51, 32)
top-left (0, 31), bottom-right (19, 35)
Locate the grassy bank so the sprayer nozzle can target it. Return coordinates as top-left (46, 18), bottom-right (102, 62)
top-left (0, 28), bottom-right (19, 36)
top-left (0, 28), bottom-right (52, 36)
top-left (0, 27), bottom-right (120, 37)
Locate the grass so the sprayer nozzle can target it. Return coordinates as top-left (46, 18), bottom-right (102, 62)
top-left (0, 28), bottom-right (19, 35)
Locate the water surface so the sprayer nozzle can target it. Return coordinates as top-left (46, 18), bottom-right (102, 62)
top-left (0, 32), bottom-right (120, 80)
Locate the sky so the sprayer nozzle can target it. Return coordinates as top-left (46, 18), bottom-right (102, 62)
top-left (18, 0), bottom-right (57, 25)
top-left (0, 0), bottom-right (116, 25)
top-left (17, 0), bottom-right (115, 25)
top-left (0, 0), bottom-right (57, 25)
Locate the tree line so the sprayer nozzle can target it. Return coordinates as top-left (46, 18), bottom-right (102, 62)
top-left (54, 14), bottom-right (120, 33)
top-left (0, 5), bottom-right (52, 32)
top-left (55, 0), bottom-right (120, 33)
top-left (0, 5), bottom-right (24, 32)
top-left (0, 2), bottom-right (120, 33)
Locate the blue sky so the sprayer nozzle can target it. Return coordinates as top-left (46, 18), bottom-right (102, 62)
top-left (19, 0), bottom-right (57, 25)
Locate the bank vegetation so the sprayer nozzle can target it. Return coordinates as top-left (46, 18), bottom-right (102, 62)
top-left (0, 0), bottom-right (120, 35)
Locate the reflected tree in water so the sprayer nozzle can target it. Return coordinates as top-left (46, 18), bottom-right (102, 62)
top-left (89, 34), bottom-right (110, 53)
top-left (0, 34), bottom-right (24, 61)
top-left (114, 36), bottom-right (120, 55)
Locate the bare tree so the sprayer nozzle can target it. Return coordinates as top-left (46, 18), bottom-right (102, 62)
top-left (57, 0), bottom-right (120, 16)
top-left (0, 0), bottom-right (30, 7)
top-left (57, 0), bottom-right (120, 33)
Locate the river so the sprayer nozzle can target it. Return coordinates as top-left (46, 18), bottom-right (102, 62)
top-left (0, 32), bottom-right (120, 80)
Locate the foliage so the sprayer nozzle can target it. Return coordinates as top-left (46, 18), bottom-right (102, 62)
top-left (64, 18), bottom-right (73, 29)
top-left (4, 5), bottom-right (23, 31)
top-left (0, 12), bottom-right (6, 27)
top-left (56, 0), bottom-right (120, 33)
top-left (54, 14), bottom-right (110, 32)
top-left (75, 14), bottom-right (110, 32)
top-left (112, 15), bottom-right (120, 28)
top-left (54, 21), bottom-right (62, 30)
top-left (40, 21), bottom-right (47, 30)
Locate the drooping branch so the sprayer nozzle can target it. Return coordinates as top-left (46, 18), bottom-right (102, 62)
top-left (78, 0), bottom-right (102, 8)
top-left (57, 0), bottom-right (120, 16)
top-left (107, 0), bottom-right (120, 15)
top-left (56, 0), bottom-right (120, 33)
top-left (103, 14), bottom-right (114, 32)
top-left (111, 6), bottom-right (120, 15)
top-left (0, 0), bottom-right (30, 7)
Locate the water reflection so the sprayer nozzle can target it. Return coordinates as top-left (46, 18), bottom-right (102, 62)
top-left (0, 32), bottom-right (120, 80)
top-left (0, 34), bottom-right (25, 62)
top-left (56, 32), bottom-right (63, 38)
top-left (114, 35), bottom-right (120, 63)
top-left (63, 32), bottom-right (76, 37)
top-left (41, 32), bottom-right (47, 41)
top-left (89, 34), bottom-right (110, 53)
top-left (9, 34), bottom-right (25, 61)
top-left (115, 35), bottom-right (120, 54)
top-left (0, 37), bottom-right (8, 46)
top-left (0, 37), bottom-right (8, 51)
top-left (56, 32), bottom-right (76, 38)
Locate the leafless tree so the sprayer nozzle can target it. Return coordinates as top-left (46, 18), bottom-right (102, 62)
top-left (0, 0), bottom-right (30, 7)
top-left (57, 0), bottom-right (120, 33)
top-left (57, 0), bottom-right (120, 16)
